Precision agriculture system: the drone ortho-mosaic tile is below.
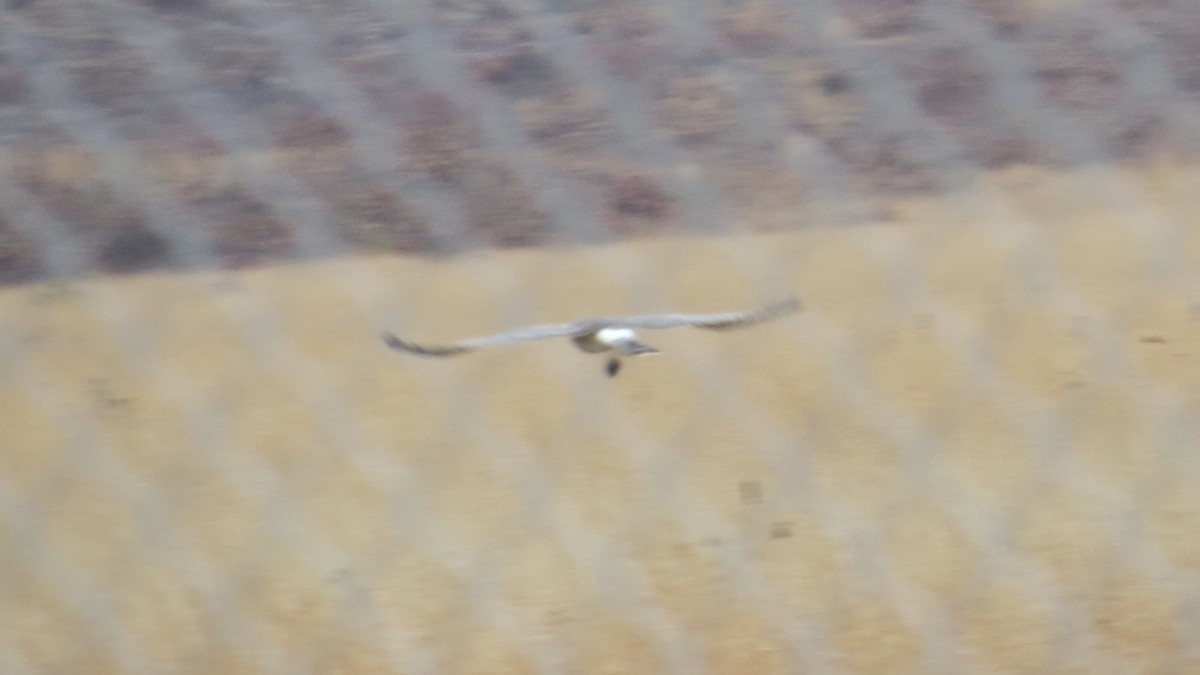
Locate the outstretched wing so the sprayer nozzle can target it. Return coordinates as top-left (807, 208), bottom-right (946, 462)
top-left (619, 298), bottom-right (801, 331)
top-left (382, 322), bottom-right (581, 357)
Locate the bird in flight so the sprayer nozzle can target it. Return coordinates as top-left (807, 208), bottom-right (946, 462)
top-left (382, 298), bottom-right (800, 376)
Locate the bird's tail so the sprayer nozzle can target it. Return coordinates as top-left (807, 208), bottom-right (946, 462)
top-left (611, 338), bottom-right (660, 356)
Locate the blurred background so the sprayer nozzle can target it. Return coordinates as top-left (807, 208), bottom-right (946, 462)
top-left (1, 0), bottom-right (1199, 672)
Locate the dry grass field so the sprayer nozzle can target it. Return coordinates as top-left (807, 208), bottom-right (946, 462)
top-left (2, 164), bottom-right (1200, 673)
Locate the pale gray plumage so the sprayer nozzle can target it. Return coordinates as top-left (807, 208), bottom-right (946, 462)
top-left (382, 298), bottom-right (800, 375)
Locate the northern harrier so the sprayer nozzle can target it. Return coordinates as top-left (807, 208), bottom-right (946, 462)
top-left (382, 298), bottom-right (800, 376)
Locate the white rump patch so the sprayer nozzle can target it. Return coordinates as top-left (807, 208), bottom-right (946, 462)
top-left (596, 327), bottom-right (636, 345)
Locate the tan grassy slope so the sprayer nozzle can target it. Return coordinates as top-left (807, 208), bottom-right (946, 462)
top-left (1, 165), bottom-right (1199, 673)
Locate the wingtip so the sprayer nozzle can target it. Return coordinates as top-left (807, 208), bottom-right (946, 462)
top-left (381, 331), bottom-right (405, 350)
top-left (381, 332), bottom-right (427, 353)
top-left (382, 332), bottom-right (468, 357)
